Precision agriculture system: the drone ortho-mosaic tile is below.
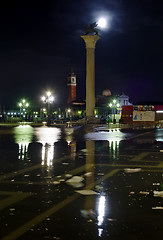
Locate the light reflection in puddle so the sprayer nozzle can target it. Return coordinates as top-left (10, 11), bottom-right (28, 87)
top-left (108, 140), bottom-right (120, 159)
top-left (65, 133), bottom-right (76, 160)
top-left (97, 195), bottom-right (106, 237)
top-left (155, 129), bottom-right (163, 142)
top-left (14, 125), bottom-right (33, 160)
top-left (85, 129), bottom-right (128, 141)
top-left (35, 127), bottom-right (61, 166)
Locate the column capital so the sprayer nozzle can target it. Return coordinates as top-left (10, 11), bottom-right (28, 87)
top-left (81, 35), bottom-right (100, 48)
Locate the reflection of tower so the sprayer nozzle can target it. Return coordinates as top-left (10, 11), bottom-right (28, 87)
top-left (67, 66), bottom-right (77, 104)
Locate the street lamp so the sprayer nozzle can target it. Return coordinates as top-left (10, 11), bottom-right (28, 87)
top-left (41, 91), bottom-right (54, 126)
top-left (109, 99), bottom-right (119, 124)
top-left (18, 99), bottom-right (29, 121)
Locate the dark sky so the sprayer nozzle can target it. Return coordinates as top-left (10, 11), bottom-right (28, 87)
top-left (0, 0), bottom-right (163, 108)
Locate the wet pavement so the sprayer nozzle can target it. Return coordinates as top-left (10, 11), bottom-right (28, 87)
top-left (0, 125), bottom-right (163, 239)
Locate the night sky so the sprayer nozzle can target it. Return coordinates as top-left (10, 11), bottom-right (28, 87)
top-left (0, 0), bottom-right (162, 108)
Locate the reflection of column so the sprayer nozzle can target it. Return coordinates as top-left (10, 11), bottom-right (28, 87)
top-left (70, 141), bottom-right (76, 161)
top-left (84, 140), bottom-right (95, 209)
top-left (81, 35), bottom-right (100, 119)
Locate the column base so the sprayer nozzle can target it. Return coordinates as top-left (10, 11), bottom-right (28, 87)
top-left (85, 116), bottom-right (100, 124)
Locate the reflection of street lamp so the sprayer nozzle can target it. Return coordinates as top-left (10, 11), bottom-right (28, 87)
top-left (18, 99), bottom-right (29, 121)
top-left (41, 91), bottom-right (54, 126)
top-left (67, 108), bottom-right (71, 120)
top-left (109, 99), bottom-right (120, 124)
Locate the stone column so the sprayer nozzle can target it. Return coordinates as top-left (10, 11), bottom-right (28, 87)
top-left (81, 35), bottom-right (100, 120)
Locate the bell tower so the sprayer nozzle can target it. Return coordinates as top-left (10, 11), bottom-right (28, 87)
top-left (67, 66), bottom-right (77, 104)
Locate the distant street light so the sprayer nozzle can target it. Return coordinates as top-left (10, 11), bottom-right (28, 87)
top-left (41, 91), bottom-right (54, 126)
top-left (109, 99), bottom-right (119, 124)
top-left (18, 99), bottom-right (29, 121)
top-left (67, 108), bottom-right (72, 120)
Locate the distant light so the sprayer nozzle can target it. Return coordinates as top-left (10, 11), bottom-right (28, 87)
top-left (22, 99), bottom-right (25, 103)
top-left (97, 18), bottom-right (107, 29)
top-left (42, 96), bottom-right (46, 102)
top-left (113, 99), bottom-right (116, 104)
top-left (47, 91), bottom-right (51, 97)
top-left (156, 110), bottom-right (163, 113)
top-left (49, 96), bottom-right (54, 103)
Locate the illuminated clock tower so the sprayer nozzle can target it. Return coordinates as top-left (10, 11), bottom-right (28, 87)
top-left (67, 67), bottom-right (77, 104)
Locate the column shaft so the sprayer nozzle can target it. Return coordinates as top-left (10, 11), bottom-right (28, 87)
top-left (81, 35), bottom-right (100, 119)
top-left (86, 47), bottom-right (95, 117)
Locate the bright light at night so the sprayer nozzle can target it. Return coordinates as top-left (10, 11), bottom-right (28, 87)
top-left (92, 11), bottom-right (113, 31)
top-left (42, 96), bottom-right (46, 102)
top-left (97, 18), bottom-right (107, 29)
top-left (47, 91), bottom-right (51, 97)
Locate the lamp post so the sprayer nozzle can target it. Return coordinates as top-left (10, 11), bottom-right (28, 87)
top-left (18, 99), bottom-right (29, 121)
top-left (67, 108), bottom-right (71, 120)
top-left (109, 99), bottom-right (120, 124)
top-left (41, 91), bottom-right (54, 126)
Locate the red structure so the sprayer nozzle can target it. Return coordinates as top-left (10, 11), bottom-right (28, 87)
top-left (122, 105), bottom-right (133, 124)
top-left (122, 105), bottom-right (163, 125)
top-left (67, 67), bottom-right (77, 104)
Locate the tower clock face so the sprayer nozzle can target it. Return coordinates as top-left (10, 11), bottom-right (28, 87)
top-left (72, 77), bottom-right (76, 83)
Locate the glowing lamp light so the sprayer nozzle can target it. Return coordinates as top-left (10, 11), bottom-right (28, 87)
top-left (42, 96), bottom-right (46, 102)
top-left (47, 91), bottom-right (51, 97)
top-left (49, 96), bottom-right (54, 103)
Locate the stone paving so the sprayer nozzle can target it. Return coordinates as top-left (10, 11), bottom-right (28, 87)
top-left (0, 126), bottom-right (163, 239)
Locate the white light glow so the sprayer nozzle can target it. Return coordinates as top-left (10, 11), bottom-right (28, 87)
top-left (156, 111), bottom-right (163, 113)
top-left (97, 18), bottom-right (107, 29)
top-left (97, 195), bottom-right (106, 226)
top-left (47, 91), bottom-right (51, 97)
top-left (35, 127), bottom-right (61, 167)
top-left (42, 96), bottom-right (46, 102)
top-left (49, 96), bottom-right (54, 103)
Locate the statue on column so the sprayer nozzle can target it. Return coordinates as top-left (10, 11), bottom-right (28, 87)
top-left (84, 22), bottom-right (99, 35)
